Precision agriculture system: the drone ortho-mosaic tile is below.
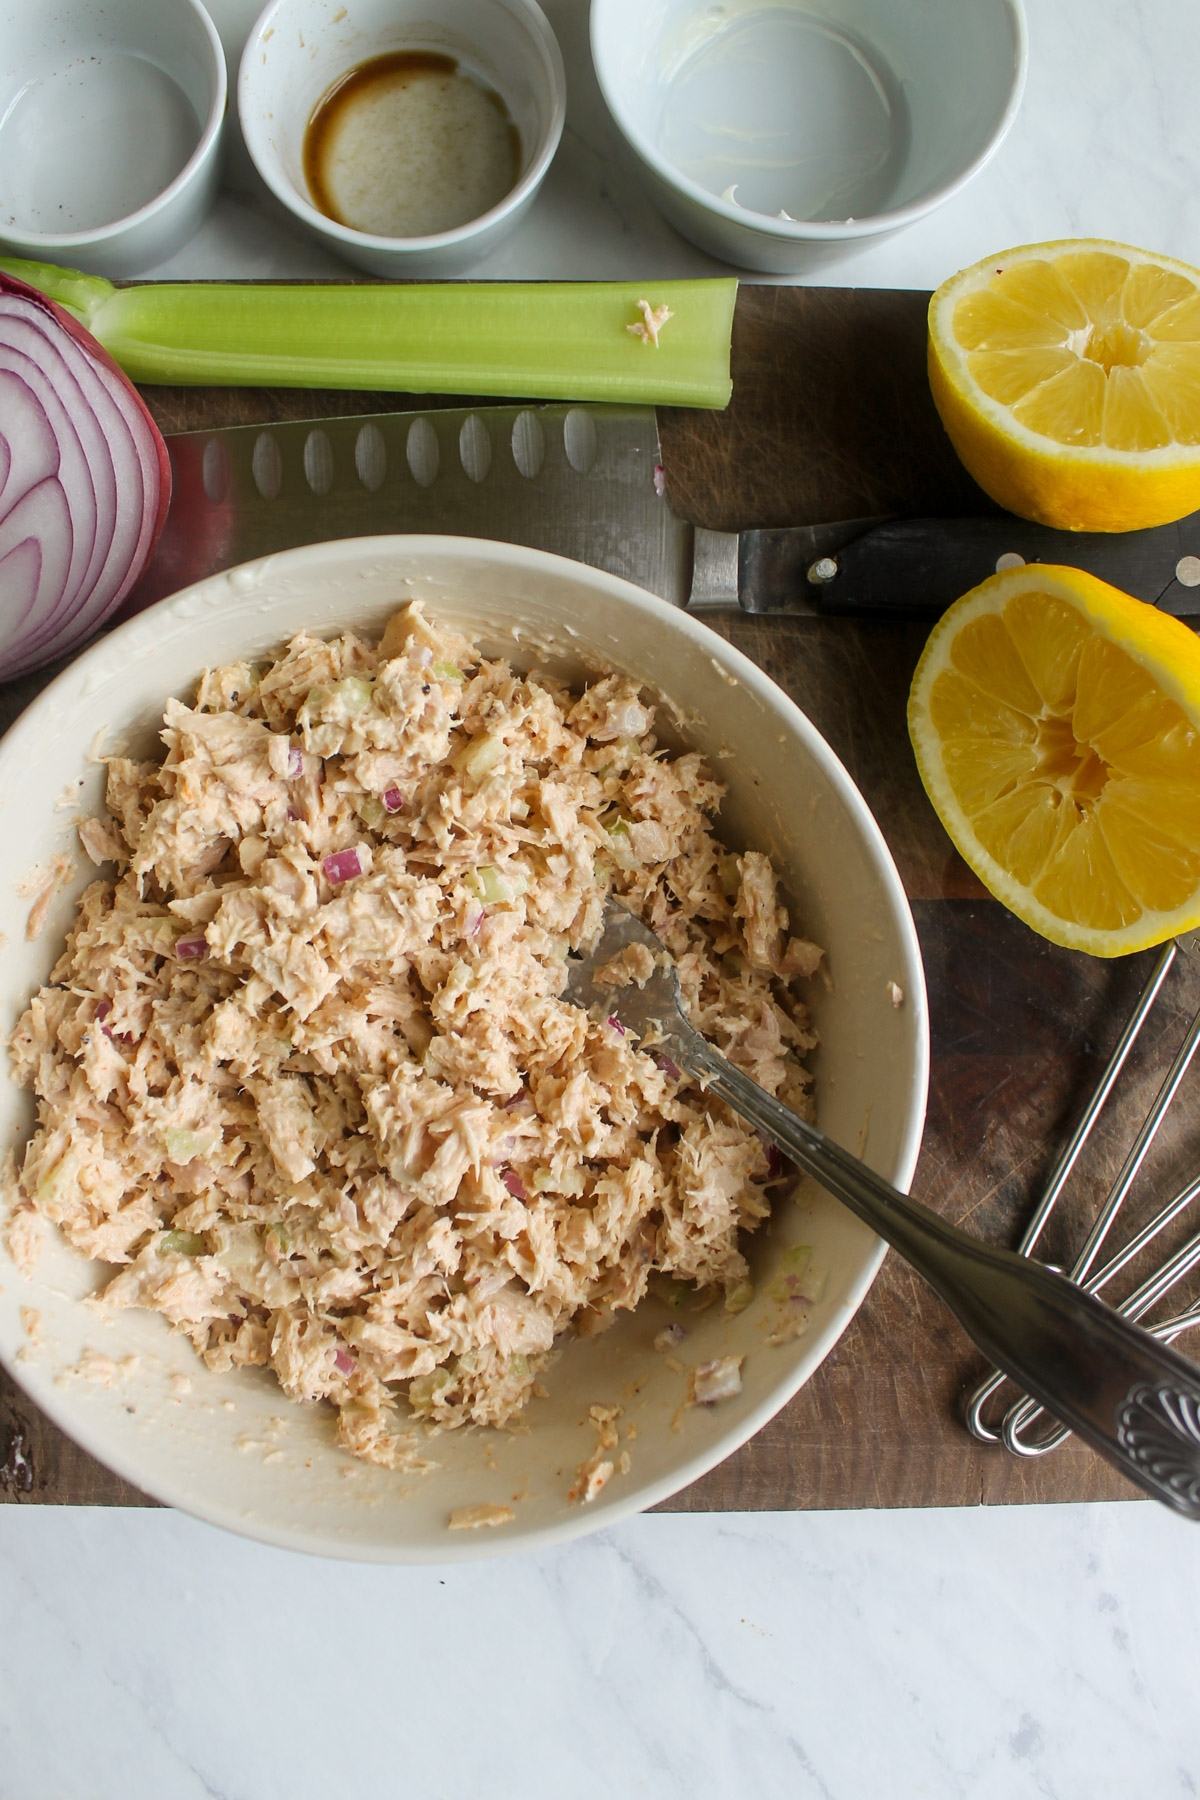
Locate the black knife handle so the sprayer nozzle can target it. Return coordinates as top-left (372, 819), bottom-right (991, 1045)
top-left (803, 516), bottom-right (1195, 617)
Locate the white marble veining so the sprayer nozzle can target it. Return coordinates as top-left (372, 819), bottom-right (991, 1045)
top-left (5, 1), bottom-right (1200, 1792)
top-left (2, 1501), bottom-right (1199, 1799)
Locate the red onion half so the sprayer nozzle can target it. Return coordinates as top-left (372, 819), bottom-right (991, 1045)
top-left (0, 271), bottom-right (170, 680)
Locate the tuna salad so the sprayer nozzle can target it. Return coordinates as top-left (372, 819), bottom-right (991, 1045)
top-left (5, 602), bottom-right (821, 1470)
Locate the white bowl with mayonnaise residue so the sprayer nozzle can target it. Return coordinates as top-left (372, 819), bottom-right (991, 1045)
top-left (590, 0), bottom-right (1028, 273)
top-left (0, 536), bottom-right (927, 1561)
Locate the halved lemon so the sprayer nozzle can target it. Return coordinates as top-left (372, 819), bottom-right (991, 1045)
top-left (928, 239), bottom-right (1200, 531)
top-left (908, 564), bottom-right (1200, 955)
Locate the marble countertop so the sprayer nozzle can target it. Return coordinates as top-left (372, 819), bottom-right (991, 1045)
top-left (4, 2), bottom-right (1200, 1794)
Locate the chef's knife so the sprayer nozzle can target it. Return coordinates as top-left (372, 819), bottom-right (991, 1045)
top-left (124, 403), bottom-right (1200, 621)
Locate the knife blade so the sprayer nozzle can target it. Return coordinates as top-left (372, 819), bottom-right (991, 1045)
top-left (124, 403), bottom-right (1200, 622)
top-left (125, 403), bottom-right (691, 617)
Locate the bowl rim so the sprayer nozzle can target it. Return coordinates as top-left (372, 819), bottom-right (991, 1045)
top-left (0, 534), bottom-right (929, 1561)
top-left (589, 0), bottom-right (1029, 243)
top-left (0, 0), bottom-right (227, 253)
top-left (237, 0), bottom-right (568, 255)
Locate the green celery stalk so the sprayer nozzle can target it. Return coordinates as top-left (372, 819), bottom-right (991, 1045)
top-left (0, 257), bottom-right (736, 409)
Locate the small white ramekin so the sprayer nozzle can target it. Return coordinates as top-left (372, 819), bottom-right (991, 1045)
top-left (239, 0), bottom-right (567, 277)
top-left (0, 0), bottom-right (227, 278)
top-left (591, 0), bottom-right (1028, 274)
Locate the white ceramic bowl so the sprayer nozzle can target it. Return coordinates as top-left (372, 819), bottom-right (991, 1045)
top-left (591, 0), bottom-right (1028, 273)
top-left (239, 0), bottom-right (566, 276)
top-left (0, 0), bottom-right (227, 277)
top-left (0, 537), bottom-right (927, 1561)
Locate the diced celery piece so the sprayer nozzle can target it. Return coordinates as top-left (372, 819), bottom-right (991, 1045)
top-left (724, 1278), bottom-right (755, 1314)
top-left (717, 854), bottom-right (741, 898)
top-left (472, 866), bottom-right (511, 904)
top-left (651, 1272), bottom-right (689, 1310)
top-left (432, 661), bottom-right (464, 681)
top-left (160, 1229), bottom-right (206, 1256)
top-left (408, 1366), bottom-right (455, 1412)
top-left (36, 1148), bottom-right (79, 1205)
top-left (301, 676), bottom-right (373, 727)
top-left (605, 815), bottom-right (640, 871)
top-left (335, 676), bottom-right (373, 710)
top-left (766, 1246), bottom-right (817, 1305)
top-left (458, 732), bottom-right (504, 779)
top-left (162, 1126), bottom-right (220, 1164)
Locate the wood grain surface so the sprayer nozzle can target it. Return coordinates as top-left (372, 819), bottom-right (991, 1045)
top-left (5, 282), bottom-right (1196, 1512)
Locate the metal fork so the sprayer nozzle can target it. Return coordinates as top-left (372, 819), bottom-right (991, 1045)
top-left (564, 901), bottom-right (1200, 1519)
top-left (966, 933), bottom-right (1200, 1458)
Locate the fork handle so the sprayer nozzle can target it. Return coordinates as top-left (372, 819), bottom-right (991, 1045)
top-left (684, 1034), bottom-right (1200, 1519)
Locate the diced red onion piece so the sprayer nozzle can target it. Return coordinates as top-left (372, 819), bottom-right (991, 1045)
top-left (287, 746), bottom-right (304, 777)
top-left (333, 1348), bottom-right (356, 1375)
top-left (94, 1000), bottom-right (111, 1021)
top-left (383, 785), bottom-right (403, 812)
top-left (501, 1168), bottom-right (528, 1201)
top-left (657, 1055), bottom-right (682, 1081)
top-left (174, 935), bottom-right (208, 960)
top-left (502, 1088), bottom-right (525, 1110)
top-left (607, 1015), bottom-right (625, 1036)
top-left (323, 848), bottom-right (362, 884)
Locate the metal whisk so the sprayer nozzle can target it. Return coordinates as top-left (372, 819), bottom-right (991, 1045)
top-left (967, 932), bottom-right (1200, 1456)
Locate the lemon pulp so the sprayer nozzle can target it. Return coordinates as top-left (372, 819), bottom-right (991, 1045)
top-left (928, 240), bottom-right (1200, 530)
top-left (909, 565), bottom-right (1200, 954)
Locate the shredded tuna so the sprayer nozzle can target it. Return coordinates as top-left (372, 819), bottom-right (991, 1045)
top-left (57, 1347), bottom-right (141, 1386)
top-left (448, 1503), bottom-right (516, 1530)
top-left (19, 854), bottom-right (76, 941)
top-left (6, 602), bottom-right (821, 1468)
top-left (593, 942), bottom-right (657, 988)
top-left (626, 299), bottom-right (674, 347)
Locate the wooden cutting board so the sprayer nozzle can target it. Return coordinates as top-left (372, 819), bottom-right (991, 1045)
top-left (5, 284), bottom-right (1193, 1511)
